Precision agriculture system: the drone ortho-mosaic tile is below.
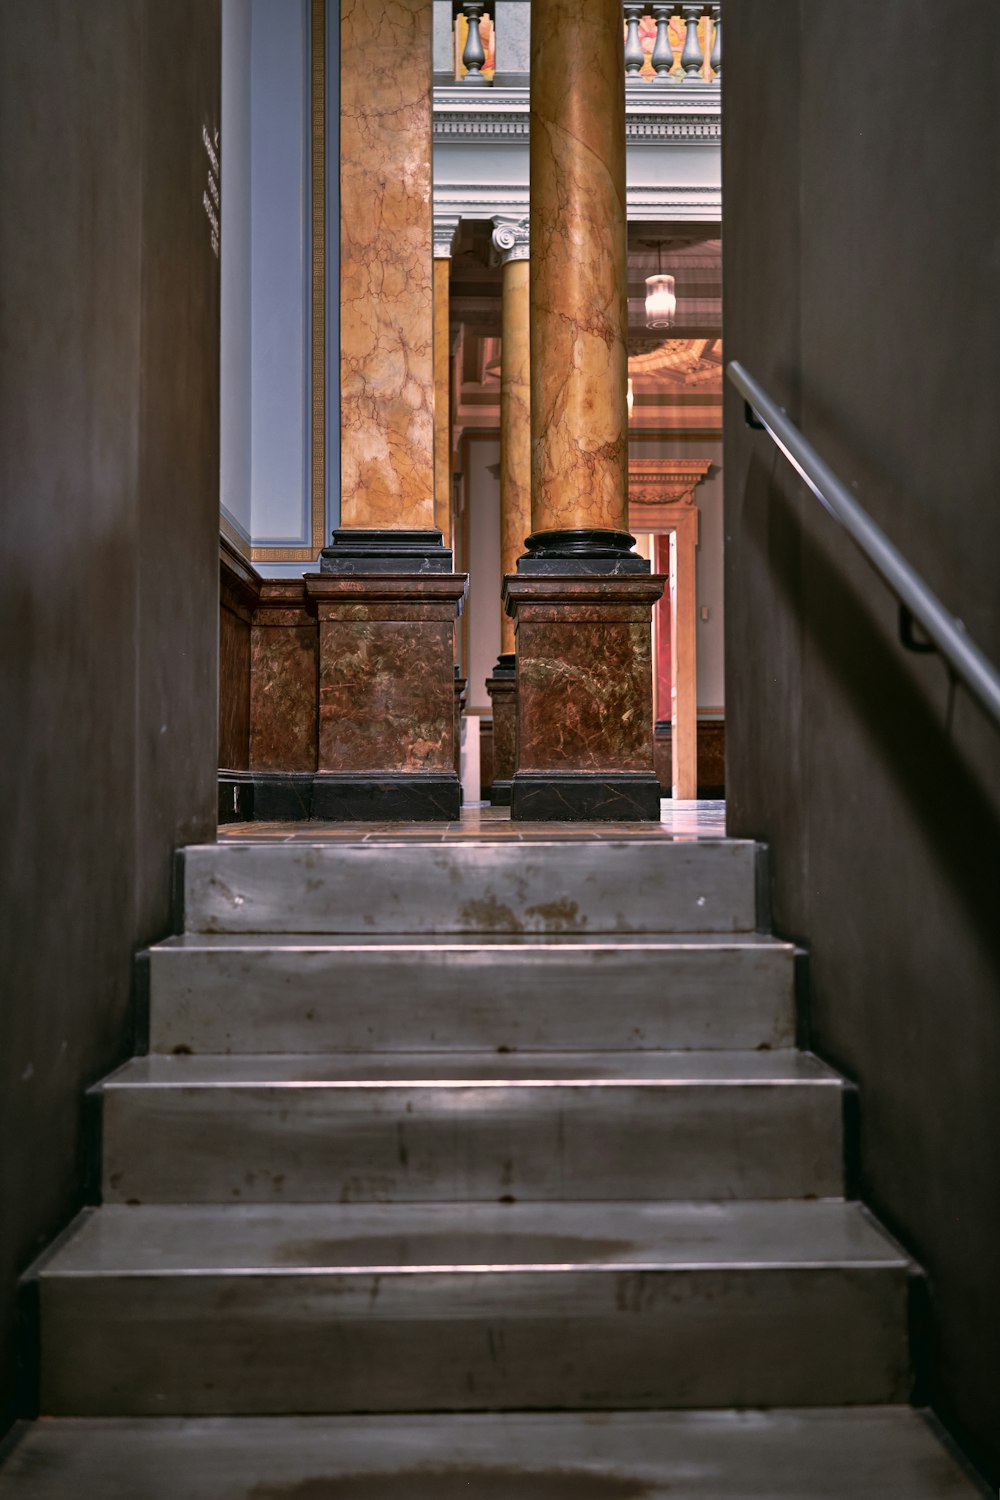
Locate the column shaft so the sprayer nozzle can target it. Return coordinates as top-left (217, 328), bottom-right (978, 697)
top-left (340, 0), bottom-right (435, 529)
top-left (670, 527), bottom-right (698, 799)
top-left (499, 256), bottom-right (531, 654)
top-left (433, 256), bottom-right (452, 542)
top-left (529, 0), bottom-right (629, 536)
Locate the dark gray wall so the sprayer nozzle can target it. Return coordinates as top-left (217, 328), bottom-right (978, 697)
top-left (0, 0), bottom-right (220, 1436)
top-left (725, 3), bottom-right (1000, 1484)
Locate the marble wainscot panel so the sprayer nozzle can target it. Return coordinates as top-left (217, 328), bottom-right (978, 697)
top-left (486, 656), bottom-right (517, 805)
top-left (454, 667), bottom-right (467, 778)
top-left (248, 584), bottom-right (319, 819)
top-left (655, 719), bottom-right (727, 798)
top-left (218, 538), bottom-right (260, 773)
top-left (340, 0), bottom-right (435, 531)
top-left (305, 573), bottom-right (467, 819)
top-left (218, 540), bottom-right (262, 823)
top-left (504, 574), bottom-right (666, 820)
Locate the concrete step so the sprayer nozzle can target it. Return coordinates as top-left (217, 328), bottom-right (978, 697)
top-left (0, 1409), bottom-right (984, 1499)
top-left (97, 1051), bottom-right (844, 1204)
top-left (32, 1200), bottom-right (910, 1415)
top-left (148, 932), bottom-right (795, 1054)
top-left (180, 839), bottom-right (759, 936)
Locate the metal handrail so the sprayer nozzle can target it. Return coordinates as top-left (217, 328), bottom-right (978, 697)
top-left (727, 360), bottom-right (1000, 733)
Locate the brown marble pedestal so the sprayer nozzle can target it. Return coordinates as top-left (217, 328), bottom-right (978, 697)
top-left (303, 572), bottom-right (468, 820)
top-left (503, 573), bottom-right (666, 821)
top-left (485, 654), bottom-right (517, 806)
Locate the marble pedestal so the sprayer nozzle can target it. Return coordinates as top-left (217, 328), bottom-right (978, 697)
top-left (303, 562), bottom-right (467, 821)
top-left (485, 654), bottom-right (517, 806)
top-left (503, 574), bottom-right (666, 821)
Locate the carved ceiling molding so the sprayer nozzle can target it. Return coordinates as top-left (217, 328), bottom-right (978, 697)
top-left (628, 458), bottom-right (712, 509)
top-left (434, 183), bottom-right (720, 227)
top-left (433, 85), bottom-right (720, 148)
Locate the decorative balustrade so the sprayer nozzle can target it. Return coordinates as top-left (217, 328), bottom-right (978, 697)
top-left (625, 3), bottom-right (721, 84)
top-left (447, 2), bottom-right (720, 87)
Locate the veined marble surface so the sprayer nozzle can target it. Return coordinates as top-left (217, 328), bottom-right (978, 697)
top-left (340, 0), bottom-right (435, 529)
top-left (499, 257), bottom-right (531, 654)
top-left (530, 0), bottom-right (629, 534)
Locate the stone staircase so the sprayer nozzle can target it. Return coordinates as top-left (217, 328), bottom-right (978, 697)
top-left (0, 830), bottom-right (983, 1495)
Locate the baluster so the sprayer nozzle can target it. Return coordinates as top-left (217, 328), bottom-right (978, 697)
top-left (679, 3), bottom-right (705, 81)
top-left (650, 3), bottom-right (675, 80)
top-left (623, 4), bottom-right (646, 77)
top-left (710, 3), bottom-right (721, 80)
top-left (461, 0), bottom-right (488, 85)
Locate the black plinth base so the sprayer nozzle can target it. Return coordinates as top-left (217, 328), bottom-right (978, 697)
top-left (217, 772), bottom-right (461, 822)
top-left (320, 527), bottom-right (453, 575)
top-left (491, 652), bottom-right (517, 677)
top-left (516, 528), bottom-right (651, 577)
top-left (511, 772), bottom-right (662, 822)
top-left (490, 778), bottom-right (513, 807)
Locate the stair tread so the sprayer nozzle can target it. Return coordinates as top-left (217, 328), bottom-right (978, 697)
top-left (39, 1200), bottom-right (906, 1277)
top-left (154, 930), bottom-right (793, 951)
top-left (104, 1050), bottom-right (840, 1086)
top-left (0, 1409), bottom-right (981, 1497)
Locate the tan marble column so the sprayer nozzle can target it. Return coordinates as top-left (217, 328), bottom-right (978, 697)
top-left (303, 0), bottom-right (467, 821)
top-left (487, 217), bottom-right (531, 803)
top-left (493, 219), bottom-right (532, 653)
top-left (433, 251), bottom-right (452, 544)
top-left (529, 0), bottom-right (629, 541)
top-left (669, 525), bottom-right (699, 801)
top-left (503, 0), bottom-right (664, 820)
top-left (339, 0), bottom-right (435, 531)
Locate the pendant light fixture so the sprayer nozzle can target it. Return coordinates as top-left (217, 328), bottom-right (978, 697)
top-left (644, 242), bottom-right (676, 329)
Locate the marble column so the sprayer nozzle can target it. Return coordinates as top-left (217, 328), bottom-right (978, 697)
top-left (433, 219), bottom-right (457, 544)
top-left (486, 217), bottom-right (531, 805)
top-left (306, 0), bottom-right (468, 820)
top-left (338, 0), bottom-right (434, 532)
top-left (529, 0), bottom-right (628, 540)
top-left (504, 0), bottom-right (664, 820)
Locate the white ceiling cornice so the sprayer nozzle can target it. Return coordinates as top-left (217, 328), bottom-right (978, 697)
top-left (434, 84), bottom-right (721, 147)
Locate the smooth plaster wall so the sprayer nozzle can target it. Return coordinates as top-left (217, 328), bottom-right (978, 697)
top-left (724, 3), bottom-right (1000, 1483)
top-left (249, 0), bottom-right (310, 548)
top-left (221, 0), bottom-right (253, 549)
top-left (0, 0), bottom-right (220, 1438)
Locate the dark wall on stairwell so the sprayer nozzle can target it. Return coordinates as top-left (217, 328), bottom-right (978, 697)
top-left (0, 1), bottom-right (220, 1438)
top-left (724, 3), bottom-right (1000, 1484)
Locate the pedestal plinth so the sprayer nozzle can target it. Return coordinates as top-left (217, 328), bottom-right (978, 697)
top-left (503, 572), bottom-right (666, 821)
top-left (485, 653), bottom-right (517, 805)
top-left (304, 554), bottom-right (467, 820)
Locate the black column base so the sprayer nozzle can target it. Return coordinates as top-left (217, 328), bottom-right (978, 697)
top-left (217, 771), bottom-right (461, 822)
top-left (510, 772), bottom-right (662, 822)
top-left (490, 778), bottom-right (513, 807)
top-left (516, 528), bottom-right (651, 577)
top-left (319, 527), bottom-right (453, 575)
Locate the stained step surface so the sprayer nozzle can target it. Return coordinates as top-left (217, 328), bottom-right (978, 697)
top-left (181, 839), bottom-right (758, 935)
top-left (0, 1409), bottom-right (983, 1499)
top-left (35, 1199), bottom-right (909, 1415)
top-left (98, 1050), bottom-right (844, 1203)
top-left (148, 932), bottom-right (795, 1054)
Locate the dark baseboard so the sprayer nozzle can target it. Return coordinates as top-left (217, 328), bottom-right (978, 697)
top-left (490, 779), bottom-right (513, 807)
top-left (218, 771), bottom-right (461, 823)
top-left (511, 772), bottom-right (662, 822)
top-left (219, 771), bottom-right (255, 823)
top-left (312, 773), bottom-right (460, 821)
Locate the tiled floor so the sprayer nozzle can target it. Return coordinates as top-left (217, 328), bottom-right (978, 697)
top-left (218, 799), bottom-right (728, 844)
